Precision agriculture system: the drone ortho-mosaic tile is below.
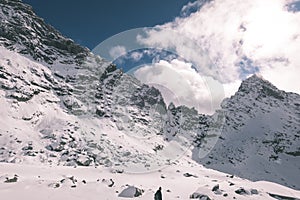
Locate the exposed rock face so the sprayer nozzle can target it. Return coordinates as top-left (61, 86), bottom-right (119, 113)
top-left (0, 0), bottom-right (89, 65)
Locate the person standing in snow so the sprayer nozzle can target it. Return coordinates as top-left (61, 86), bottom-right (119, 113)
top-left (154, 187), bottom-right (162, 200)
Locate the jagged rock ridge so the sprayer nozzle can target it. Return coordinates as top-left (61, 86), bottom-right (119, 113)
top-left (0, 0), bottom-right (88, 64)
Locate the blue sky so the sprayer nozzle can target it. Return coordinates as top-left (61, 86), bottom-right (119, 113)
top-left (22, 0), bottom-right (195, 49)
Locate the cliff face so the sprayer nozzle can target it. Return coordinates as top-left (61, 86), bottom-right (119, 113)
top-left (0, 0), bottom-right (88, 64)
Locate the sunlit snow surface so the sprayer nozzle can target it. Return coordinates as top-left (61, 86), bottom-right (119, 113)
top-left (1, 161), bottom-right (300, 200)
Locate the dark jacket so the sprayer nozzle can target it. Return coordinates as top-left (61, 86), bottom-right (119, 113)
top-left (154, 188), bottom-right (162, 200)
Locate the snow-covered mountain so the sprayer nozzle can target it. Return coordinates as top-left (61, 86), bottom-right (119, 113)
top-left (0, 0), bottom-right (299, 199)
top-left (0, 0), bottom-right (208, 171)
top-left (197, 75), bottom-right (300, 189)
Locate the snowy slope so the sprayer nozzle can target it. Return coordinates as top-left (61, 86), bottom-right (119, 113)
top-left (197, 75), bottom-right (300, 189)
top-left (0, 46), bottom-right (198, 172)
top-left (1, 159), bottom-right (300, 200)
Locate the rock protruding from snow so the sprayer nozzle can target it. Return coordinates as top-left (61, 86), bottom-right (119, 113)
top-left (4, 175), bottom-right (18, 183)
top-left (212, 184), bottom-right (222, 195)
top-left (190, 192), bottom-right (211, 200)
top-left (235, 188), bottom-right (250, 195)
top-left (118, 186), bottom-right (144, 198)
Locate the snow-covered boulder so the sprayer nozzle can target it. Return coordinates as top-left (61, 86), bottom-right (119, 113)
top-left (190, 192), bottom-right (211, 200)
top-left (118, 186), bottom-right (144, 198)
top-left (235, 187), bottom-right (250, 195)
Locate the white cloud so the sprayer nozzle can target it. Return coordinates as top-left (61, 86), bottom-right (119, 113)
top-left (130, 51), bottom-right (143, 61)
top-left (223, 80), bottom-right (242, 98)
top-left (137, 0), bottom-right (300, 96)
top-left (180, 0), bottom-right (208, 17)
top-left (133, 59), bottom-right (223, 115)
top-left (109, 45), bottom-right (127, 60)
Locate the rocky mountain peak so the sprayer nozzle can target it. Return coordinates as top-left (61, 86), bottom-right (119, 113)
top-left (0, 0), bottom-right (89, 65)
top-left (237, 74), bottom-right (285, 100)
top-left (202, 73), bottom-right (300, 189)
